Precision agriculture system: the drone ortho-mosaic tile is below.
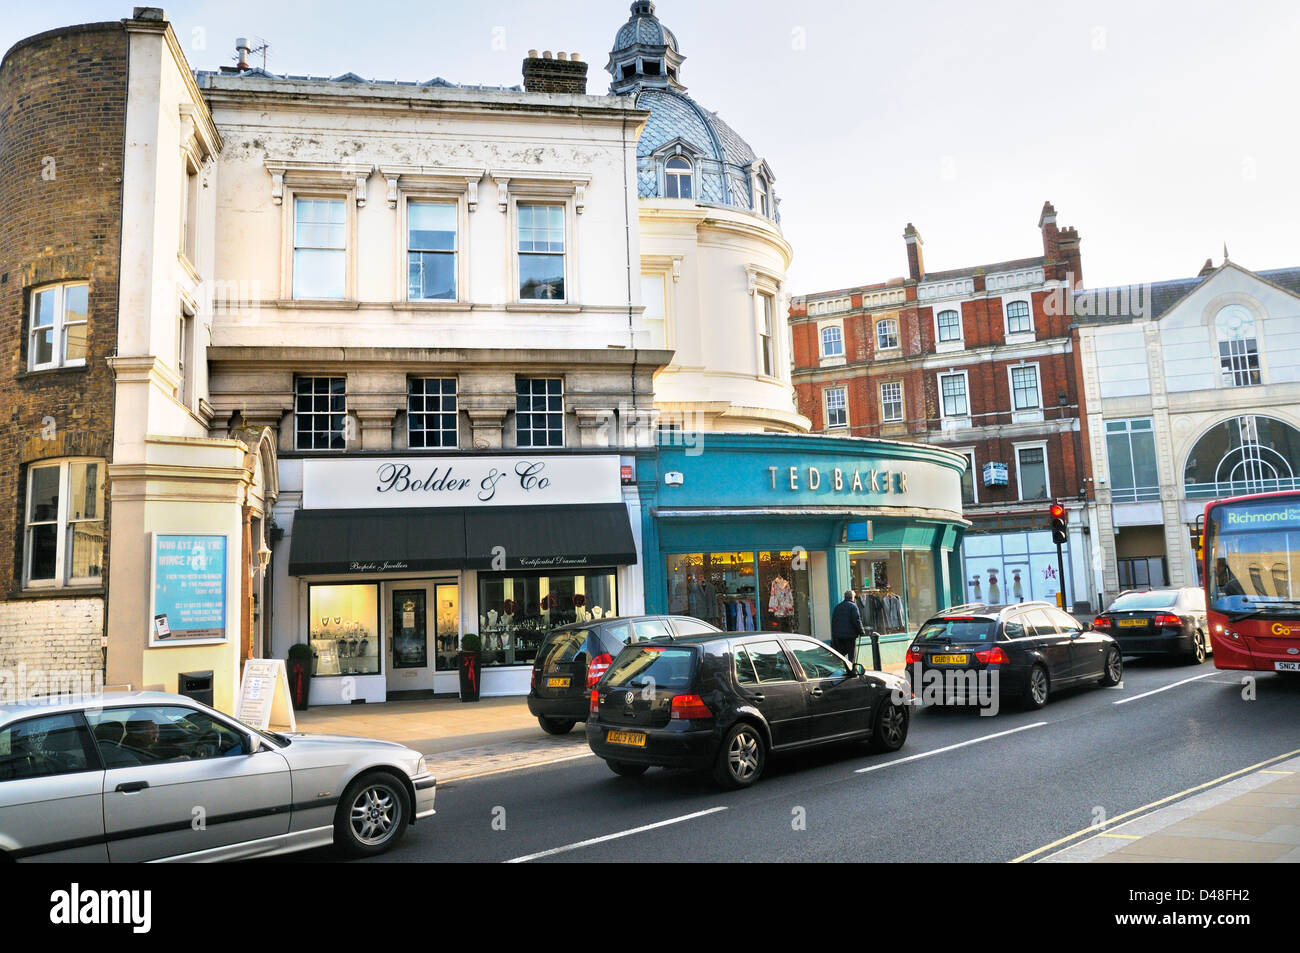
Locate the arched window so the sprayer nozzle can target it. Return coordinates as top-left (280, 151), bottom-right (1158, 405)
top-left (665, 156), bottom-right (692, 199)
top-left (1215, 305), bottom-right (1261, 387)
top-left (820, 325), bottom-right (844, 358)
top-left (1184, 415), bottom-right (1300, 498)
top-left (876, 318), bottom-right (899, 351)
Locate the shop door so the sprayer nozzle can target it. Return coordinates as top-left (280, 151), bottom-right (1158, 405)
top-left (386, 582), bottom-right (436, 692)
top-left (1004, 560), bottom-right (1031, 606)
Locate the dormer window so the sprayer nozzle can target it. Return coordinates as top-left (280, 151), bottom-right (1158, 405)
top-left (755, 177), bottom-right (770, 217)
top-left (665, 157), bottom-right (692, 199)
top-left (644, 59), bottom-right (661, 75)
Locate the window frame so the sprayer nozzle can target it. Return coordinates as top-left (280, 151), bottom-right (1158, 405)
top-left (407, 377), bottom-right (459, 449)
top-left (1013, 440), bottom-right (1051, 501)
top-left (664, 156), bottom-right (693, 199)
top-left (935, 307), bottom-right (963, 344)
top-left (824, 386), bottom-right (848, 430)
top-left (954, 447), bottom-right (978, 505)
top-left (875, 317), bottom-right (901, 352)
top-left (1004, 298), bottom-right (1034, 338)
top-left (759, 292), bottom-right (776, 377)
top-left (23, 457), bottom-right (105, 590)
top-left (1104, 417), bottom-right (1159, 503)
top-left (1215, 305), bottom-right (1262, 388)
top-left (1008, 362), bottom-right (1042, 412)
top-left (27, 282), bottom-right (89, 372)
top-left (403, 196), bottom-right (461, 303)
top-left (879, 380), bottom-right (904, 423)
top-left (515, 377), bottom-right (565, 449)
top-left (290, 194), bottom-right (350, 301)
top-left (938, 370), bottom-right (970, 421)
top-left (294, 376), bottom-right (348, 452)
top-left (820, 324), bottom-right (845, 359)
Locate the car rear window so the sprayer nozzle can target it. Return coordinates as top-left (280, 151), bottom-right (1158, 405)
top-left (916, 618), bottom-right (997, 642)
top-left (537, 629), bottom-right (597, 672)
top-left (603, 646), bottom-right (697, 691)
top-left (1109, 590), bottom-right (1178, 611)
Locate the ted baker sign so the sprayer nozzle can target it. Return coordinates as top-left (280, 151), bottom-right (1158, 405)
top-left (769, 464), bottom-right (909, 495)
top-left (303, 455), bottom-right (623, 510)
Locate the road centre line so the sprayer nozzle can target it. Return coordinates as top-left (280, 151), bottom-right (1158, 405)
top-left (854, 722), bottom-right (1047, 774)
top-left (504, 806), bottom-right (728, 863)
top-left (1112, 671), bottom-right (1219, 705)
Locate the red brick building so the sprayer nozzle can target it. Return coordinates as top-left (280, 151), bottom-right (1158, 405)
top-left (791, 202), bottom-right (1098, 611)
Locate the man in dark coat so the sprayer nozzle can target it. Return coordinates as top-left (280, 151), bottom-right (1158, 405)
top-left (829, 590), bottom-right (864, 663)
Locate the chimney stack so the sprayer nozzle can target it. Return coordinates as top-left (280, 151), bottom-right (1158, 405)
top-left (522, 50), bottom-right (589, 94)
top-left (903, 223), bottom-right (925, 281)
top-left (1058, 226), bottom-right (1082, 289)
top-left (1038, 200), bottom-right (1060, 263)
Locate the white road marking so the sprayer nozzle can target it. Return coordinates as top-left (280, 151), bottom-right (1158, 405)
top-left (1112, 671), bottom-right (1218, 706)
top-left (504, 806), bottom-right (728, 863)
top-left (854, 722), bottom-right (1047, 774)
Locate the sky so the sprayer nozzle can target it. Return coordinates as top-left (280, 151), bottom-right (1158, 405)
top-left (6, 0), bottom-right (1298, 293)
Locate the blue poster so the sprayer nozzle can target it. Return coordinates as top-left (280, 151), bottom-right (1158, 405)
top-left (153, 534), bottom-right (227, 644)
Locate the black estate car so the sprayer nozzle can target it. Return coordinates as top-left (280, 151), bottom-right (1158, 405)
top-left (906, 602), bottom-right (1123, 710)
top-left (1093, 588), bottom-right (1210, 663)
top-left (586, 632), bottom-right (911, 788)
top-left (528, 615), bottom-right (721, 734)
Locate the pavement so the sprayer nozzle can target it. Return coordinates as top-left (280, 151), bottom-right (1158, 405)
top-left (289, 662), bottom-right (1300, 862)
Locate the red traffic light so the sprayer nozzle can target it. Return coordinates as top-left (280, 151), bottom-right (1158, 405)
top-left (1049, 503), bottom-right (1065, 520)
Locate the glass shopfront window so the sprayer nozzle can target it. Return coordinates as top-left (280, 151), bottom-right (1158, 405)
top-left (309, 584), bottom-right (380, 677)
top-left (904, 550), bottom-right (938, 631)
top-left (666, 551), bottom-right (810, 633)
top-left (850, 550), bottom-right (906, 634)
top-left (478, 569), bottom-right (618, 667)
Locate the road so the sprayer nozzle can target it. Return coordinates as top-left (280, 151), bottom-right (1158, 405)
top-left (323, 660), bottom-right (1300, 863)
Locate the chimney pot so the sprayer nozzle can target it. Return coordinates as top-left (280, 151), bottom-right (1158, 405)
top-left (528, 48), bottom-right (539, 58)
top-left (543, 50), bottom-right (553, 59)
top-left (557, 52), bottom-right (568, 61)
top-left (570, 52), bottom-right (581, 63)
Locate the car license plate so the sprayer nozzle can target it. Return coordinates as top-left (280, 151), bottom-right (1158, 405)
top-left (606, 730), bottom-right (646, 747)
top-left (1118, 619), bottom-right (1146, 628)
top-left (547, 677), bottom-right (570, 688)
top-left (931, 654), bottom-right (969, 665)
top-left (1274, 661), bottom-right (1300, 672)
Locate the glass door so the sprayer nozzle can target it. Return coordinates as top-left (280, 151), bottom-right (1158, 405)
top-left (384, 581), bottom-right (440, 692)
top-left (433, 583), bottom-right (460, 673)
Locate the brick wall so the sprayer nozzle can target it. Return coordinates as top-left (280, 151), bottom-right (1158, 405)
top-left (0, 23), bottom-right (126, 664)
top-left (0, 597), bottom-right (103, 695)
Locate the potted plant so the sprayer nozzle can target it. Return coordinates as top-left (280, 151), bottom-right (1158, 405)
top-left (286, 642), bottom-right (314, 710)
top-left (458, 633), bottom-right (482, 702)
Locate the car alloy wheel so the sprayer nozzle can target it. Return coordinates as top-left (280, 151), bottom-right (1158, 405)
top-left (1028, 666), bottom-right (1049, 708)
top-left (1192, 633), bottom-right (1207, 665)
top-left (1102, 647), bottom-right (1124, 685)
top-left (728, 728), bottom-right (761, 782)
top-left (869, 700), bottom-right (909, 752)
top-left (349, 780), bottom-right (402, 847)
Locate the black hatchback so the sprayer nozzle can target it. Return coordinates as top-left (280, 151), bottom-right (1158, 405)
top-left (586, 633), bottom-right (911, 788)
top-left (1093, 588), bottom-right (1210, 663)
top-left (528, 615), bottom-right (721, 734)
top-left (906, 602), bottom-right (1123, 710)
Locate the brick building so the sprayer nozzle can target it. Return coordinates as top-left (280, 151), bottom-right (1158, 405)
top-left (0, 21), bottom-right (129, 683)
top-left (792, 203), bottom-right (1098, 611)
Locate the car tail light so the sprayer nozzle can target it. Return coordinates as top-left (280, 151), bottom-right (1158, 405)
top-left (1093, 616), bottom-right (1111, 629)
top-left (975, 646), bottom-right (1009, 664)
top-left (587, 653), bottom-right (613, 688)
top-left (670, 693), bottom-right (712, 720)
top-left (1153, 614), bottom-right (1181, 628)
top-left (530, 669), bottom-right (537, 691)
top-left (905, 646), bottom-right (923, 664)
top-left (590, 689), bottom-right (599, 714)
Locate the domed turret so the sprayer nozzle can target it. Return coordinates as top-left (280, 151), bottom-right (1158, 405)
top-left (607, 1), bottom-right (684, 94)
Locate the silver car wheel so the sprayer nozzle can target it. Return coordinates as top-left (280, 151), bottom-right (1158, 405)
top-left (350, 782), bottom-right (401, 846)
top-left (728, 728), bottom-right (760, 782)
top-left (1107, 649), bottom-right (1124, 682)
top-left (1031, 667), bottom-right (1049, 705)
top-left (880, 704), bottom-right (906, 747)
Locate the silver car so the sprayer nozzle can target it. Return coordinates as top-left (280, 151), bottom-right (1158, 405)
top-left (0, 691), bottom-right (435, 862)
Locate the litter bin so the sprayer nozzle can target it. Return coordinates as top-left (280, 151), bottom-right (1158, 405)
top-left (178, 670), bottom-right (214, 707)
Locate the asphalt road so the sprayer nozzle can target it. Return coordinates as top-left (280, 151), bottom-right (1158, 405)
top-left (332, 659), bottom-right (1300, 863)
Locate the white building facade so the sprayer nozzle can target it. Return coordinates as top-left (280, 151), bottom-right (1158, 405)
top-left (1077, 261), bottom-right (1300, 607)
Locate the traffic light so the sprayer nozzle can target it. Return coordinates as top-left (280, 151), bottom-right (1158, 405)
top-left (1049, 502), bottom-right (1068, 545)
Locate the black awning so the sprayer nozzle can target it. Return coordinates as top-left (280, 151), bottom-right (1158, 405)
top-left (287, 503), bottom-right (637, 576)
top-left (287, 508), bottom-right (467, 576)
top-left (465, 503), bottom-right (637, 570)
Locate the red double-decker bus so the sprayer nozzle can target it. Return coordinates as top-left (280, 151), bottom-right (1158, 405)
top-left (1204, 490), bottom-right (1300, 672)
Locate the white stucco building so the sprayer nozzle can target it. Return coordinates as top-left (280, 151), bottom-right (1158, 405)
top-left (1076, 259), bottom-right (1300, 607)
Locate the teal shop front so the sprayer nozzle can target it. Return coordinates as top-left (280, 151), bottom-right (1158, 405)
top-left (639, 433), bottom-right (970, 668)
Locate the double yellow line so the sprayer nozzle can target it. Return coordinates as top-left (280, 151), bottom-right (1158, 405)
top-left (1010, 746), bottom-right (1300, 863)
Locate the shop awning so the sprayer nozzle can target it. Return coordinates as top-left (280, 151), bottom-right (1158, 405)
top-left (463, 503), bottom-right (637, 570)
top-left (287, 503), bottom-right (637, 576)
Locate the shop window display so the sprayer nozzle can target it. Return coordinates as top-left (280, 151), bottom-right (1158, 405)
top-left (666, 552), bottom-right (757, 631)
top-left (478, 570), bottom-right (617, 667)
top-left (758, 551), bottom-right (810, 633)
top-left (904, 551), bottom-right (938, 631)
top-left (309, 584), bottom-right (380, 676)
top-left (849, 550), bottom-right (906, 634)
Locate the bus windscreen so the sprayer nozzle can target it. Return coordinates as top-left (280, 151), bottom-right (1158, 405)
top-left (1207, 499), bottom-right (1300, 616)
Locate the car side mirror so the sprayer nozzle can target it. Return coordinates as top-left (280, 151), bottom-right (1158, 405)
top-left (247, 734), bottom-right (263, 754)
top-left (854, 663), bottom-right (866, 677)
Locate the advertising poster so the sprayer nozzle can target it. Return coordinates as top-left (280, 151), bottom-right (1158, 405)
top-left (151, 533), bottom-right (228, 646)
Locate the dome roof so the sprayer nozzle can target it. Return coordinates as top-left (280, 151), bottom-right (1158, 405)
top-left (608, 2), bottom-right (777, 220)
